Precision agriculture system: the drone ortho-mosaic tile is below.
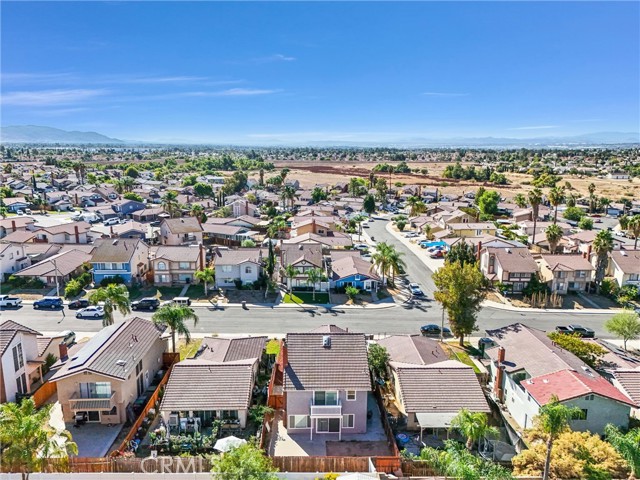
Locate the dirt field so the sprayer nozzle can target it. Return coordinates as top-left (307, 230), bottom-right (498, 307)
top-left (261, 161), bottom-right (640, 201)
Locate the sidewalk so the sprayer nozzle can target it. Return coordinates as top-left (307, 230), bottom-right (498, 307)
top-left (384, 222), bottom-right (445, 273)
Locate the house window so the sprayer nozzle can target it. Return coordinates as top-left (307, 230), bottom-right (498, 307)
top-left (346, 391), bottom-right (356, 401)
top-left (343, 414), bottom-right (355, 428)
top-left (111, 263), bottom-right (119, 270)
top-left (245, 266), bottom-right (252, 274)
top-left (179, 262), bottom-right (190, 269)
top-left (314, 391), bottom-right (338, 406)
top-left (289, 415), bottom-right (311, 429)
top-left (488, 256), bottom-right (495, 274)
top-left (585, 394), bottom-right (594, 401)
top-left (581, 409), bottom-right (588, 420)
top-left (157, 262), bottom-right (167, 271)
top-left (135, 360), bottom-right (143, 376)
top-left (16, 373), bottom-right (27, 395)
top-left (12, 344), bottom-right (24, 371)
top-left (317, 418), bottom-right (340, 432)
top-left (79, 382), bottom-right (111, 399)
top-left (221, 265), bottom-right (232, 273)
top-left (629, 274), bottom-right (640, 282)
top-left (577, 270), bottom-right (586, 278)
top-left (221, 410), bottom-right (238, 420)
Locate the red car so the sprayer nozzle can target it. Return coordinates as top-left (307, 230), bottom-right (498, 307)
top-left (430, 250), bottom-right (445, 259)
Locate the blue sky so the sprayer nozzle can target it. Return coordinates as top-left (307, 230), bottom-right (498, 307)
top-left (2, 1), bottom-right (639, 144)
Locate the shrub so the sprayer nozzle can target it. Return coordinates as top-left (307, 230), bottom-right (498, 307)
top-left (396, 220), bottom-right (406, 231)
top-left (64, 279), bottom-right (84, 299)
top-left (345, 286), bottom-right (359, 301)
top-left (100, 275), bottom-right (125, 287)
top-left (599, 278), bottom-right (619, 298)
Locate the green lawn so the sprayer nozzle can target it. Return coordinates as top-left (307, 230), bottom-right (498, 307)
top-left (126, 285), bottom-right (208, 301)
top-left (283, 292), bottom-right (330, 304)
top-left (178, 338), bottom-right (203, 360)
top-left (450, 349), bottom-right (481, 374)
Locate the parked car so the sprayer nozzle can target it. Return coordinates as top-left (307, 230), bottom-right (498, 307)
top-left (409, 283), bottom-right (425, 297)
top-left (59, 330), bottom-right (76, 346)
top-left (68, 299), bottom-right (90, 310)
top-left (24, 208), bottom-right (32, 215)
top-left (478, 337), bottom-right (497, 350)
top-left (430, 250), bottom-right (445, 259)
top-left (161, 297), bottom-right (192, 307)
top-left (33, 297), bottom-right (63, 309)
top-left (404, 232), bottom-right (419, 238)
top-left (103, 217), bottom-right (121, 226)
top-left (420, 324), bottom-right (452, 337)
top-left (555, 324), bottom-right (595, 338)
top-left (131, 297), bottom-right (160, 311)
top-left (76, 306), bottom-right (104, 318)
top-left (0, 295), bottom-right (22, 308)
top-left (353, 244), bottom-right (369, 252)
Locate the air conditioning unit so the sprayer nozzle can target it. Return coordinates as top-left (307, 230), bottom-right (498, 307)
top-left (169, 414), bottom-right (179, 427)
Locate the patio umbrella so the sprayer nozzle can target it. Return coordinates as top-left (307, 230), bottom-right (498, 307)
top-left (337, 474), bottom-right (379, 480)
top-left (213, 436), bottom-right (247, 452)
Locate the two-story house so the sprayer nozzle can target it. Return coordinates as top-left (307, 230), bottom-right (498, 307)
top-left (447, 222), bottom-right (497, 238)
top-left (112, 199), bottom-right (146, 217)
top-left (0, 217), bottom-right (36, 239)
top-left (563, 230), bottom-right (624, 255)
top-left (608, 250), bottom-right (640, 289)
top-left (280, 244), bottom-right (326, 291)
top-left (283, 327), bottom-right (371, 439)
top-left (90, 238), bottom-right (150, 285)
top-left (0, 320), bottom-right (44, 403)
top-left (485, 323), bottom-right (633, 440)
top-left (0, 242), bottom-right (31, 280)
top-left (51, 317), bottom-right (166, 425)
top-left (480, 247), bottom-right (539, 293)
top-left (537, 254), bottom-right (595, 294)
top-left (213, 248), bottom-right (264, 288)
top-left (150, 245), bottom-right (205, 286)
top-left (31, 222), bottom-right (91, 244)
top-left (160, 217), bottom-right (203, 246)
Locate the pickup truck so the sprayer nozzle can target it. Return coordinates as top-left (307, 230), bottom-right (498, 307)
top-left (0, 295), bottom-right (22, 308)
top-left (555, 324), bottom-right (595, 338)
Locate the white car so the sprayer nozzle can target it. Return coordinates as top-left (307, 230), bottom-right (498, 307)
top-left (353, 244), bottom-right (369, 251)
top-left (409, 283), bottom-right (425, 297)
top-left (404, 232), bottom-right (419, 238)
top-left (103, 217), bottom-right (121, 226)
top-left (76, 306), bottom-right (105, 318)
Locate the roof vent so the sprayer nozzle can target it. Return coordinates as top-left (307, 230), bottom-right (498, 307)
top-left (543, 379), bottom-right (549, 383)
top-left (116, 360), bottom-right (127, 367)
top-left (506, 248), bottom-right (511, 253)
top-left (322, 335), bottom-right (331, 348)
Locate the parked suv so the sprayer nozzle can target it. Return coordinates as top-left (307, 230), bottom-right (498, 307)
top-left (33, 297), bottom-right (64, 309)
top-left (131, 297), bottom-right (160, 311)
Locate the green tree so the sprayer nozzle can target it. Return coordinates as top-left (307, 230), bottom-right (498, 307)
top-left (445, 240), bottom-right (476, 266)
top-left (604, 424), bottom-right (640, 478)
top-left (477, 190), bottom-right (500, 217)
top-left (514, 193), bottom-right (527, 209)
top-left (88, 283), bottom-right (131, 327)
top-left (528, 188), bottom-right (543, 245)
top-left (548, 187), bottom-right (565, 224)
top-left (547, 332), bottom-right (606, 367)
top-left (282, 263), bottom-right (297, 292)
top-left (375, 177), bottom-right (388, 203)
top-left (367, 343), bottom-right (390, 380)
top-left (363, 194), bottom-right (376, 214)
top-left (348, 177), bottom-right (365, 197)
top-left (151, 304), bottom-right (199, 353)
top-left (605, 310), bottom-right (640, 351)
top-left (545, 223), bottom-right (563, 254)
top-left (161, 191), bottom-right (180, 218)
top-left (626, 215), bottom-right (640, 249)
top-left (210, 441), bottom-right (278, 480)
top-left (407, 196), bottom-right (426, 216)
top-left (124, 166), bottom-right (139, 178)
top-left (280, 185), bottom-right (297, 210)
top-left (311, 186), bottom-right (327, 203)
top-left (450, 409), bottom-right (499, 451)
top-left (588, 182), bottom-right (597, 213)
top-left (433, 262), bottom-right (487, 346)
top-left (241, 239), bottom-right (256, 247)
top-left (563, 206), bottom-right (586, 222)
top-left (306, 267), bottom-right (326, 301)
top-left (423, 224), bottom-right (434, 240)
top-left (593, 230), bottom-right (614, 293)
top-left (345, 285), bottom-right (359, 302)
top-left (123, 192), bottom-right (143, 202)
top-left (195, 267), bottom-right (215, 295)
top-left (578, 217), bottom-right (593, 230)
top-left (396, 219), bottom-right (406, 231)
top-left (0, 398), bottom-right (78, 479)
top-left (193, 182), bottom-right (213, 198)
top-left (190, 204), bottom-right (207, 223)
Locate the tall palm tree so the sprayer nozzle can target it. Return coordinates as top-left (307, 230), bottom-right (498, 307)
top-left (151, 304), bottom-right (199, 353)
top-left (537, 395), bottom-right (584, 480)
top-left (528, 188), bottom-right (543, 245)
top-left (267, 216), bottom-right (287, 239)
top-left (0, 398), bottom-right (78, 479)
top-left (121, 176), bottom-right (135, 193)
top-left (593, 229), bottom-right (614, 294)
top-left (282, 264), bottom-right (297, 292)
top-left (513, 193), bottom-right (527, 209)
top-left (306, 268), bottom-right (326, 301)
top-left (88, 283), bottom-right (131, 327)
top-left (449, 409), bottom-right (498, 451)
top-left (280, 185), bottom-right (296, 210)
top-left (371, 242), bottom-right (392, 285)
top-left (588, 182), bottom-right (596, 213)
top-left (627, 215), bottom-right (640, 249)
top-left (194, 266), bottom-right (215, 294)
top-left (407, 196), bottom-right (426, 217)
top-left (161, 191), bottom-right (180, 218)
top-left (548, 187), bottom-right (565, 224)
top-left (387, 248), bottom-right (406, 285)
top-left (190, 204), bottom-right (206, 223)
top-left (545, 224), bottom-right (563, 254)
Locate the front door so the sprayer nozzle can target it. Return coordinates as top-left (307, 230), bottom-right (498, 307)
top-left (87, 411), bottom-right (100, 422)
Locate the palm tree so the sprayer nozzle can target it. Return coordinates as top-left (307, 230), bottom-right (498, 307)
top-left (545, 224), bottom-right (563, 254)
top-left (161, 191), bottom-right (180, 218)
top-left (548, 187), bottom-right (564, 224)
top-left (282, 264), bottom-right (297, 292)
top-left (0, 398), bottom-right (78, 479)
top-left (121, 176), bottom-right (135, 193)
top-left (306, 268), bottom-right (327, 301)
top-left (593, 229), bottom-right (614, 294)
top-left (423, 224), bottom-right (434, 241)
top-left (267, 216), bottom-right (288, 239)
top-left (88, 283), bottom-right (131, 327)
top-left (280, 185), bottom-right (296, 210)
top-left (450, 409), bottom-right (499, 451)
top-left (537, 395), bottom-right (584, 480)
top-left (406, 196), bottom-right (422, 216)
top-left (194, 266), bottom-right (215, 295)
top-left (387, 248), bottom-right (406, 286)
top-left (151, 304), bottom-right (199, 353)
top-left (371, 242), bottom-right (392, 285)
top-left (588, 182), bottom-right (596, 213)
top-left (513, 193), bottom-right (527, 209)
top-left (190, 204), bottom-right (206, 223)
top-left (528, 188), bottom-right (543, 245)
top-left (626, 215), bottom-right (640, 249)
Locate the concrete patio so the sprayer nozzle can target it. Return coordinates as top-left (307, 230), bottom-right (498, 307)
top-left (270, 393), bottom-right (391, 457)
top-left (65, 421), bottom-right (125, 457)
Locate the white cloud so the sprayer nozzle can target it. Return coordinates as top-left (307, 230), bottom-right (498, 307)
top-left (183, 88), bottom-right (281, 97)
top-left (247, 54), bottom-right (297, 64)
top-left (508, 125), bottom-right (560, 130)
top-left (421, 92), bottom-right (469, 97)
top-left (1, 89), bottom-right (109, 106)
top-left (1, 72), bottom-right (76, 84)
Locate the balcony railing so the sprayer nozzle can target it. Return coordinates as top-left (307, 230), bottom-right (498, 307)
top-left (310, 400), bottom-right (342, 416)
top-left (69, 391), bottom-right (116, 412)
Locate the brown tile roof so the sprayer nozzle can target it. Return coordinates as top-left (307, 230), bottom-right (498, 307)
top-left (15, 249), bottom-right (93, 277)
top-left (540, 254), bottom-right (594, 272)
top-left (197, 336), bottom-right (266, 363)
top-left (160, 361), bottom-right (254, 411)
top-left (151, 245), bottom-right (201, 263)
top-left (213, 248), bottom-right (264, 266)
top-left (613, 369), bottom-right (640, 406)
top-left (487, 247), bottom-right (538, 273)
top-left (331, 255), bottom-right (380, 281)
top-left (281, 244), bottom-right (323, 268)
top-left (308, 325), bottom-right (349, 334)
top-left (284, 332), bottom-right (371, 391)
top-left (0, 320), bottom-right (42, 356)
top-left (40, 221), bottom-right (91, 235)
top-left (91, 238), bottom-right (146, 263)
top-left (396, 362), bottom-right (491, 414)
top-left (610, 250), bottom-right (640, 275)
top-left (1, 230), bottom-right (36, 242)
top-left (377, 335), bottom-right (448, 366)
top-left (51, 317), bottom-right (164, 381)
top-left (37, 335), bottom-right (65, 357)
top-left (283, 232), bottom-right (353, 248)
top-left (162, 217), bottom-right (203, 234)
top-left (201, 223), bottom-right (247, 235)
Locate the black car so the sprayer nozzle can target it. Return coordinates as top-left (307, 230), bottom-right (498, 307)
top-left (420, 324), bottom-right (452, 337)
top-left (568, 324), bottom-right (596, 338)
top-left (68, 299), bottom-right (90, 310)
top-left (131, 297), bottom-right (160, 311)
top-left (33, 297), bottom-right (64, 309)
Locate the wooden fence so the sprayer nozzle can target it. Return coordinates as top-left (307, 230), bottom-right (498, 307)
top-left (271, 456), bottom-right (371, 473)
top-left (400, 458), bottom-right (439, 477)
top-left (110, 353), bottom-right (179, 455)
top-left (32, 380), bottom-right (57, 408)
top-left (267, 339), bottom-right (284, 410)
top-left (374, 387), bottom-right (400, 458)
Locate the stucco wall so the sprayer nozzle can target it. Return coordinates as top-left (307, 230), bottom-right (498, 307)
top-left (286, 389), bottom-right (368, 434)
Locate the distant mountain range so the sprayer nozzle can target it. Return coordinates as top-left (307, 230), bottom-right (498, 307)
top-left (0, 125), bottom-right (638, 147)
top-left (0, 125), bottom-right (124, 144)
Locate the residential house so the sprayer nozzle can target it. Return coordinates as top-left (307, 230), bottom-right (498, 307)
top-left (608, 250), bottom-right (640, 288)
top-left (291, 218), bottom-right (338, 237)
top-left (537, 254), bottom-right (594, 294)
top-left (3, 197), bottom-right (29, 213)
top-left (0, 242), bottom-right (30, 280)
top-left (283, 329), bottom-right (371, 438)
top-left (44, 191), bottom-right (73, 211)
top-left (329, 251), bottom-right (380, 292)
top-left (517, 221), bottom-right (572, 240)
top-left (160, 336), bottom-right (266, 430)
top-left (230, 198), bottom-right (258, 218)
top-left (30, 222), bottom-right (91, 244)
top-left (281, 244), bottom-right (326, 291)
top-left (150, 245), bottom-right (205, 286)
top-left (213, 248), bottom-right (264, 288)
top-left (480, 247), bottom-right (538, 293)
top-left (90, 238), bottom-right (150, 286)
top-left (131, 207), bottom-right (165, 223)
top-left (563, 230), bottom-right (624, 255)
top-left (0, 320), bottom-right (44, 403)
top-left (447, 222), bottom-right (497, 238)
top-left (283, 232), bottom-right (353, 250)
top-left (112, 199), bottom-right (146, 217)
top-left (160, 217), bottom-right (203, 246)
top-left (14, 248), bottom-right (93, 288)
top-left (612, 369), bottom-right (640, 418)
top-left (202, 222), bottom-right (251, 246)
top-left (377, 335), bottom-right (490, 435)
top-left (51, 317), bottom-right (166, 424)
top-left (485, 323), bottom-right (633, 438)
top-left (0, 217), bottom-right (36, 239)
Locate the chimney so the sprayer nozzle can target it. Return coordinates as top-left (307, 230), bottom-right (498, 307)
top-left (58, 342), bottom-right (68, 361)
top-left (11, 220), bottom-right (16, 232)
top-left (74, 225), bottom-right (80, 243)
top-left (493, 346), bottom-right (505, 403)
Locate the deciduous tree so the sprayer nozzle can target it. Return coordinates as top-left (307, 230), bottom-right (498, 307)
top-left (605, 310), bottom-right (640, 351)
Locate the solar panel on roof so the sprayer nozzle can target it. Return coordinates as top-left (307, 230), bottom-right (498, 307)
top-left (68, 322), bottom-right (123, 370)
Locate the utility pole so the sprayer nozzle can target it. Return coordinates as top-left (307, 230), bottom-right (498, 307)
top-left (440, 305), bottom-right (445, 343)
top-left (51, 258), bottom-right (60, 297)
